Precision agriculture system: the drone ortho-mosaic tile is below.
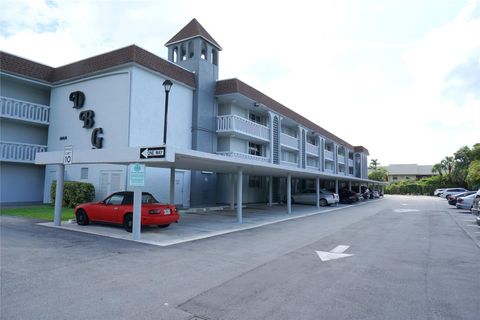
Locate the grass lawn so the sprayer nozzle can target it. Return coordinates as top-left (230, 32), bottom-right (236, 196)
top-left (0, 205), bottom-right (75, 221)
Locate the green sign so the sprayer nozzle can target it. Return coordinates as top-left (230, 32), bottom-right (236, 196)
top-left (129, 163), bottom-right (145, 187)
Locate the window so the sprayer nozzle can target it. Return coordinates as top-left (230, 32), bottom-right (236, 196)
top-left (393, 176), bottom-right (398, 180)
top-left (248, 176), bottom-right (262, 188)
top-left (106, 194), bottom-right (124, 205)
top-left (248, 142), bottom-right (262, 156)
top-left (80, 168), bottom-right (88, 179)
top-left (249, 112), bottom-right (264, 125)
top-left (307, 136), bottom-right (316, 145)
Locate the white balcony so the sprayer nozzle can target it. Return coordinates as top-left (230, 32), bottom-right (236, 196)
top-left (217, 151), bottom-right (269, 163)
top-left (324, 149), bottom-right (334, 160)
top-left (324, 168), bottom-right (334, 174)
top-left (306, 142), bottom-right (319, 156)
top-left (280, 133), bottom-right (299, 150)
top-left (338, 155), bottom-right (345, 164)
top-left (1, 96), bottom-right (50, 125)
top-left (281, 160), bottom-right (298, 167)
top-left (1, 141), bottom-right (47, 163)
top-left (217, 115), bottom-right (269, 142)
top-left (348, 159), bottom-right (354, 167)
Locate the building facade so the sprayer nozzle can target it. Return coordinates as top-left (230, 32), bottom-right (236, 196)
top-left (1, 19), bottom-right (374, 208)
top-left (381, 164), bottom-right (436, 183)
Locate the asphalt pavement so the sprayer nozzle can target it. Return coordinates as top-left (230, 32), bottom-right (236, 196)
top-left (1, 195), bottom-right (479, 320)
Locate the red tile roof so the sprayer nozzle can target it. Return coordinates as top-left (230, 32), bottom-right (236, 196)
top-left (1, 46), bottom-right (196, 87)
top-left (216, 78), bottom-right (368, 152)
top-left (165, 18), bottom-right (222, 50)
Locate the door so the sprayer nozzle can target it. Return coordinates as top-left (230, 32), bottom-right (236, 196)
top-left (174, 171), bottom-right (184, 206)
top-left (99, 170), bottom-right (123, 200)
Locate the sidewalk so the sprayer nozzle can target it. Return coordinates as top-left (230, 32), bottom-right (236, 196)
top-left (38, 202), bottom-right (369, 246)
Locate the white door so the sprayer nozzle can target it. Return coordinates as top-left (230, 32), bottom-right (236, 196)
top-left (174, 171), bottom-right (184, 206)
top-left (99, 170), bottom-right (122, 200)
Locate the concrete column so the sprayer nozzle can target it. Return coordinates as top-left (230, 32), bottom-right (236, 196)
top-left (287, 174), bottom-right (292, 214)
top-left (359, 184), bottom-right (362, 193)
top-left (335, 179), bottom-right (339, 194)
top-left (133, 186), bottom-right (142, 240)
top-left (53, 164), bottom-right (65, 226)
top-left (237, 168), bottom-right (243, 224)
top-left (316, 176), bottom-right (320, 208)
top-left (348, 181), bottom-right (352, 191)
top-left (230, 173), bottom-right (235, 210)
top-left (169, 168), bottom-right (175, 204)
top-left (268, 176), bottom-right (273, 206)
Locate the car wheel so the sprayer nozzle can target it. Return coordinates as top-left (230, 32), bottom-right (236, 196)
top-left (319, 198), bottom-right (328, 207)
top-left (158, 224), bottom-right (170, 228)
top-left (123, 213), bottom-right (133, 233)
top-left (76, 209), bottom-right (90, 225)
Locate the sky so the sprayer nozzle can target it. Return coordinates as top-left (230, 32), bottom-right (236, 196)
top-left (1, 0), bottom-right (479, 166)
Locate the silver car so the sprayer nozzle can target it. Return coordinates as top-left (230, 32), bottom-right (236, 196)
top-left (291, 189), bottom-right (339, 206)
top-left (455, 194), bottom-right (476, 210)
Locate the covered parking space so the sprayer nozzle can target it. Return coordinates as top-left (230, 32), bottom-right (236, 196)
top-left (36, 145), bottom-right (387, 240)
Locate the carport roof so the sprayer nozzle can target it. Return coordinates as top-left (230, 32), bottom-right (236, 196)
top-left (35, 146), bottom-right (386, 185)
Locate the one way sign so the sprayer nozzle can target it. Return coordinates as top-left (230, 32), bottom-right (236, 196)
top-left (140, 147), bottom-right (165, 159)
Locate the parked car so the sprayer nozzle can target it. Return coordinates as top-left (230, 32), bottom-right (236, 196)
top-left (74, 191), bottom-right (180, 232)
top-left (447, 191), bottom-right (477, 205)
top-left (471, 189), bottom-right (480, 225)
top-left (434, 188), bottom-right (446, 196)
top-left (291, 189), bottom-right (339, 206)
top-left (338, 189), bottom-right (358, 204)
top-left (441, 188), bottom-right (469, 199)
top-left (455, 193), bottom-right (476, 210)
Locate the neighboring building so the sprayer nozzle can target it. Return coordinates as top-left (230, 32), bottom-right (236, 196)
top-left (1, 19), bottom-right (378, 209)
top-left (381, 164), bottom-right (436, 183)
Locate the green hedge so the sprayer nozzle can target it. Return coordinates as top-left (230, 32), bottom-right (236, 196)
top-left (50, 181), bottom-right (95, 208)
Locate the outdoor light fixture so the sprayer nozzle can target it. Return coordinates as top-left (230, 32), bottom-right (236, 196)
top-left (253, 102), bottom-right (260, 107)
top-left (162, 79), bottom-right (173, 145)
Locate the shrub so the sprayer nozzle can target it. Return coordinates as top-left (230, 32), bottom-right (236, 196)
top-left (50, 181), bottom-right (95, 208)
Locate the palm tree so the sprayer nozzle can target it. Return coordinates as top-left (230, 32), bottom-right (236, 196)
top-left (369, 159), bottom-right (379, 170)
top-left (432, 163), bottom-right (443, 176)
top-left (441, 156), bottom-right (455, 176)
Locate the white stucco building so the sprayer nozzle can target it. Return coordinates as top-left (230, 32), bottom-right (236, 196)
top-left (1, 19), bottom-right (381, 215)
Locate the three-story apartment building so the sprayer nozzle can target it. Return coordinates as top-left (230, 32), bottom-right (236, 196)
top-left (1, 19), bottom-right (373, 210)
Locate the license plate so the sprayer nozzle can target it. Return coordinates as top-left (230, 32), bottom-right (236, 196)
top-left (164, 208), bottom-right (171, 215)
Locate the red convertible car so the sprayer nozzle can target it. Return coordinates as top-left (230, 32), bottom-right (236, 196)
top-left (74, 191), bottom-right (179, 232)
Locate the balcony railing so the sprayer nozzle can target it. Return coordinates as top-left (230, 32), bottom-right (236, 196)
top-left (217, 151), bottom-right (269, 163)
top-left (1, 96), bottom-right (50, 125)
top-left (306, 142), bottom-right (319, 155)
top-left (324, 149), bottom-right (334, 160)
top-left (280, 133), bottom-right (299, 150)
top-left (338, 155), bottom-right (345, 164)
top-left (217, 115), bottom-right (269, 141)
top-left (0, 141), bottom-right (47, 163)
top-left (281, 160), bottom-right (298, 167)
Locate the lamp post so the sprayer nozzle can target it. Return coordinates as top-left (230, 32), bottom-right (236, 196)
top-left (162, 79), bottom-right (173, 145)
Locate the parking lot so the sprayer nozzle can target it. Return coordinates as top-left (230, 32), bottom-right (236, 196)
top-left (2, 195), bottom-right (479, 320)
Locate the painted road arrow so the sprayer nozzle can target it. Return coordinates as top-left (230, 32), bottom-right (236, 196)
top-left (316, 245), bottom-right (354, 262)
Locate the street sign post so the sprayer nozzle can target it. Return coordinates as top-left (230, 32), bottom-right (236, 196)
top-left (63, 146), bottom-right (73, 165)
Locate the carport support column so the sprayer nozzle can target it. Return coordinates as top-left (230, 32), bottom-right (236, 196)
top-left (133, 187), bottom-right (142, 240)
top-left (348, 181), bottom-right (352, 191)
top-left (268, 176), bottom-right (273, 206)
top-left (287, 174), bottom-right (292, 214)
top-left (169, 168), bottom-right (175, 204)
top-left (335, 179), bottom-right (339, 194)
top-left (316, 176), bottom-right (320, 209)
top-left (53, 164), bottom-right (65, 226)
top-left (236, 168), bottom-right (243, 224)
top-left (230, 173), bottom-right (235, 210)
